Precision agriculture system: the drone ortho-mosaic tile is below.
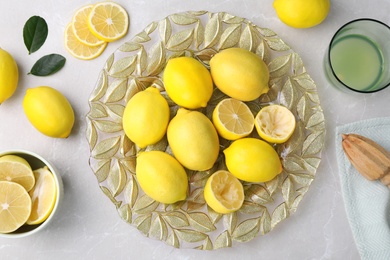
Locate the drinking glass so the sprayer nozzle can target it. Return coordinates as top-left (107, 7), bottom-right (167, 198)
top-left (324, 19), bottom-right (390, 93)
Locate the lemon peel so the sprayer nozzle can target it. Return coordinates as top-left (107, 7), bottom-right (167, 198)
top-left (204, 170), bottom-right (244, 214)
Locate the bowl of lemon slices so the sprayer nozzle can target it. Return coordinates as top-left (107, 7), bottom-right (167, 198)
top-left (0, 150), bottom-right (63, 238)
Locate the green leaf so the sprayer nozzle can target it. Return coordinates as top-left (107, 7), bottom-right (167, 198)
top-left (29, 54), bottom-right (66, 76)
top-left (23, 16), bottom-right (48, 54)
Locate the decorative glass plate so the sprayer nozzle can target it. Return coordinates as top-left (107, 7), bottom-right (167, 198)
top-left (86, 11), bottom-right (325, 250)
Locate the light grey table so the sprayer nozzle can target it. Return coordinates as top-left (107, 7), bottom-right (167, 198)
top-left (1, 0), bottom-right (389, 259)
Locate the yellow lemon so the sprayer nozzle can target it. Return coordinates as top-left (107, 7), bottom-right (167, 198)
top-left (71, 4), bottom-right (105, 46)
top-left (0, 181), bottom-right (32, 234)
top-left (0, 155), bottom-right (35, 192)
top-left (26, 167), bottom-right (57, 225)
top-left (255, 105), bottom-right (296, 144)
top-left (167, 108), bottom-right (219, 171)
top-left (212, 98), bottom-right (254, 140)
top-left (136, 151), bottom-right (188, 204)
top-left (0, 48), bottom-right (18, 104)
top-left (204, 170), bottom-right (244, 214)
top-left (210, 48), bottom-right (269, 101)
top-left (224, 138), bottom-right (282, 182)
top-left (163, 57), bottom-right (213, 109)
top-left (64, 23), bottom-right (107, 60)
top-left (273, 0), bottom-right (330, 28)
top-left (23, 86), bottom-right (75, 138)
top-left (123, 87), bottom-right (170, 148)
top-left (87, 1), bottom-right (129, 42)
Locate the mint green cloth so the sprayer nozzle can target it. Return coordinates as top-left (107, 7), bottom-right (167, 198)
top-left (336, 117), bottom-right (390, 260)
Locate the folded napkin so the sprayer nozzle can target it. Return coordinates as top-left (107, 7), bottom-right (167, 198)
top-left (336, 117), bottom-right (390, 260)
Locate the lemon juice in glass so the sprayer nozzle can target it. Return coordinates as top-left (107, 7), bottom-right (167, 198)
top-left (324, 19), bottom-right (390, 93)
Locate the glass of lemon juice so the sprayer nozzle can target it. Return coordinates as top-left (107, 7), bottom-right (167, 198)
top-left (324, 19), bottom-right (390, 93)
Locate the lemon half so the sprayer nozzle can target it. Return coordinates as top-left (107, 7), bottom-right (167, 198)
top-left (255, 105), bottom-right (296, 144)
top-left (204, 170), bottom-right (244, 214)
top-left (212, 98), bottom-right (254, 140)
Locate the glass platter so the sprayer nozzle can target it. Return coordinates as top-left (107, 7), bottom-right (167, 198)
top-left (86, 11), bottom-right (325, 250)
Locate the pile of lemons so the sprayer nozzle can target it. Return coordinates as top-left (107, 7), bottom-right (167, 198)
top-left (0, 155), bottom-right (57, 234)
top-left (64, 2), bottom-right (129, 60)
top-left (123, 47), bottom-right (296, 214)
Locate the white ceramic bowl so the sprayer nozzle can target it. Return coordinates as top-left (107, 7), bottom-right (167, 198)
top-left (0, 149), bottom-right (64, 238)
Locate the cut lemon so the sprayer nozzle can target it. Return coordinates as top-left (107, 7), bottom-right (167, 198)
top-left (204, 170), bottom-right (244, 214)
top-left (0, 181), bottom-right (32, 233)
top-left (64, 23), bottom-right (107, 60)
top-left (255, 104), bottom-right (296, 144)
top-left (87, 2), bottom-right (129, 42)
top-left (0, 155), bottom-right (35, 192)
top-left (72, 4), bottom-right (106, 46)
top-left (26, 167), bottom-right (57, 225)
top-left (212, 98), bottom-right (254, 140)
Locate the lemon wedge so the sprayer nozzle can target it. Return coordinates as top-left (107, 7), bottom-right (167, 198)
top-left (72, 4), bottom-right (105, 46)
top-left (0, 181), bottom-right (32, 233)
top-left (255, 105), bottom-right (296, 144)
top-left (204, 170), bottom-right (244, 214)
top-left (64, 23), bottom-right (107, 60)
top-left (26, 167), bottom-right (57, 225)
top-left (0, 155), bottom-right (35, 192)
top-left (87, 2), bottom-right (129, 42)
top-left (212, 98), bottom-right (254, 140)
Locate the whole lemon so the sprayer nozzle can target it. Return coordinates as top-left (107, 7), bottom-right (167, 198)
top-left (122, 87), bottom-right (170, 148)
top-left (273, 0), bottom-right (330, 28)
top-left (23, 86), bottom-right (75, 138)
top-left (224, 138), bottom-right (282, 182)
top-left (136, 151), bottom-right (188, 204)
top-left (163, 57), bottom-right (213, 109)
top-left (210, 48), bottom-right (269, 101)
top-left (167, 108), bottom-right (219, 171)
top-left (0, 48), bottom-right (18, 104)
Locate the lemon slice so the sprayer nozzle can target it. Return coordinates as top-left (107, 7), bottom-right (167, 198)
top-left (87, 2), bottom-right (129, 42)
top-left (255, 104), bottom-right (296, 144)
top-left (0, 155), bottom-right (35, 192)
top-left (26, 167), bottom-right (57, 225)
top-left (0, 181), bottom-right (32, 233)
top-left (64, 23), bottom-right (107, 60)
top-left (72, 4), bottom-right (106, 46)
top-left (212, 98), bottom-right (255, 140)
top-left (204, 170), bottom-right (244, 214)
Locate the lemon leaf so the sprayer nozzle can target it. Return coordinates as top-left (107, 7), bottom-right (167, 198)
top-left (23, 16), bottom-right (48, 54)
top-left (29, 54), bottom-right (66, 76)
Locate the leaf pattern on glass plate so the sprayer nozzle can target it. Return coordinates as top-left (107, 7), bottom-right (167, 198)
top-left (86, 11), bottom-right (325, 250)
